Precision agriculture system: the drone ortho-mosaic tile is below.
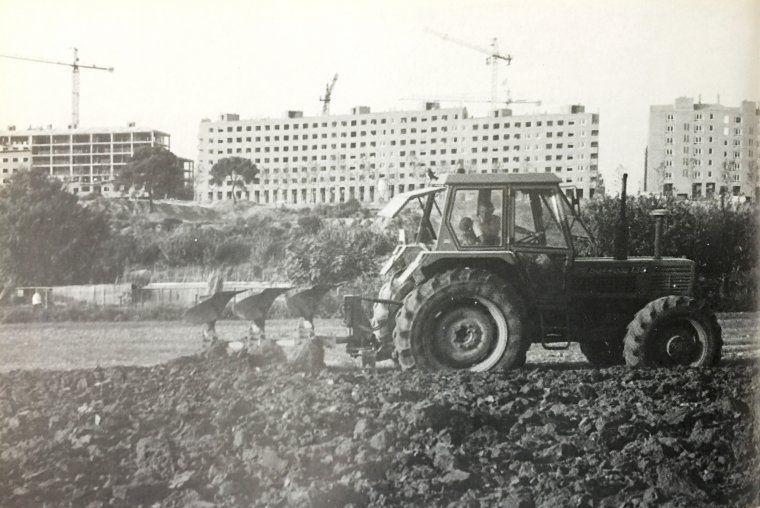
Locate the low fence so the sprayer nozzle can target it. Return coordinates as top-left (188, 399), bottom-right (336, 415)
top-left (16, 281), bottom-right (294, 308)
top-left (134, 282), bottom-right (287, 307)
top-left (16, 284), bottom-right (133, 307)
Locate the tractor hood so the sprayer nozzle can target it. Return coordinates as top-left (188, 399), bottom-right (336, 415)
top-left (378, 186), bottom-right (445, 219)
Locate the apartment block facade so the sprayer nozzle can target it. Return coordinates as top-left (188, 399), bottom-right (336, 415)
top-left (0, 145), bottom-right (30, 186)
top-left (0, 125), bottom-right (171, 196)
top-left (196, 103), bottom-right (600, 206)
top-left (646, 97), bottom-right (759, 198)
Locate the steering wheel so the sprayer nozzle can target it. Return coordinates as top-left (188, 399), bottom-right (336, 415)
top-left (516, 230), bottom-right (546, 246)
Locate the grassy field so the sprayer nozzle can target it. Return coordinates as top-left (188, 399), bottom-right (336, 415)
top-left (0, 314), bottom-right (757, 373)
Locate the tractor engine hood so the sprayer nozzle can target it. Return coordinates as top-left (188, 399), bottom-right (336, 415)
top-left (571, 256), bottom-right (695, 298)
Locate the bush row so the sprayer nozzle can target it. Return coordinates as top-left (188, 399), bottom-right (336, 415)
top-left (581, 196), bottom-right (758, 310)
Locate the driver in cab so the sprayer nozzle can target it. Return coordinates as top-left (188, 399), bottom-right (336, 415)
top-left (473, 199), bottom-right (501, 246)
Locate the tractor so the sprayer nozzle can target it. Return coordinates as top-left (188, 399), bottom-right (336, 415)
top-left (343, 172), bottom-right (721, 370)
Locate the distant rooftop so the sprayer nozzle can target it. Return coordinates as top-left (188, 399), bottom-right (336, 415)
top-left (202, 103), bottom-right (591, 124)
top-left (0, 123), bottom-right (169, 136)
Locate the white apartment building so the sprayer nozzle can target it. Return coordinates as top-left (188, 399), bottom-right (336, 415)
top-left (0, 145), bottom-right (30, 186)
top-left (0, 124), bottom-right (171, 196)
top-left (646, 97), bottom-right (759, 198)
top-left (196, 103), bottom-right (600, 206)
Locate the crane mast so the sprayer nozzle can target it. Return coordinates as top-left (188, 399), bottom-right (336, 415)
top-left (0, 48), bottom-right (114, 128)
top-left (424, 28), bottom-right (512, 111)
top-left (319, 74), bottom-right (339, 115)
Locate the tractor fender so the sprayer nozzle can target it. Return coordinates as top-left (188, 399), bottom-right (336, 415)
top-left (394, 250), bottom-right (520, 288)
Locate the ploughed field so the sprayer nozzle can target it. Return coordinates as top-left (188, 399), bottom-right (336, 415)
top-left (0, 315), bottom-right (758, 507)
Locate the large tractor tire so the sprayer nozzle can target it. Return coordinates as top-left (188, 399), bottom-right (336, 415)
top-left (623, 296), bottom-right (722, 367)
top-left (579, 336), bottom-right (624, 367)
top-left (393, 268), bottom-right (529, 372)
top-left (370, 271), bottom-right (415, 362)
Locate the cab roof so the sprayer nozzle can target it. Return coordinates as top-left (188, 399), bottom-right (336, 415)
top-left (440, 173), bottom-right (561, 185)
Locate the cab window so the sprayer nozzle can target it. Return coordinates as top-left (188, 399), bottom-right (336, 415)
top-left (450, 188), bottom-right (504, 247)
top-left (558, 193), bottom-right (594, 255)
top-left (513, 190), bottom-right (568, 249)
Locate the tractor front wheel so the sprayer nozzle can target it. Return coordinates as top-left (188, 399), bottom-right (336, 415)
top-left (623, 296), bottom-right (722, 367)
top-left (393, 268), bottom-right (528, 371)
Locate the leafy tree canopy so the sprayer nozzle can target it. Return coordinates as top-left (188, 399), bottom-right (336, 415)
top-left (0, 170), bottom-right (110, 286)
top-left (209, 157), bottom-right (259, 203)
top-left (117, 146), bottom-right (185, 206)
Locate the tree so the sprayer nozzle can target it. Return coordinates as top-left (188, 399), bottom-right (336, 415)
top-left (0, 170), bottom-right (110, 286)
top-left (209, 157), bottom-right (259, 204)
top-left (117, 146), bottom-right (185, 211)
top-left (285, 223), bottom-right (394, 284)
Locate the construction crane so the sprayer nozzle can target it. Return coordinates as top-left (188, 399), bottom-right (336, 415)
top-left (424, 28), bottom-right (512, 112)
top-left (0, 48), bottom-right (114, 128)
top-left (319, 74), bottom-right (339, 115)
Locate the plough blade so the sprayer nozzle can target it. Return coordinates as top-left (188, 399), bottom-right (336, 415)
top-left (183, 290), bottom-right (245, 325)
top-left (286, 284), bottom-right (337, 325)
top-left (232, 287), bottom-right (292, 330)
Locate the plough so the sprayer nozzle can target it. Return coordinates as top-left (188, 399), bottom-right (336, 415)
top-left (183, 273), bottom-right (395, 364)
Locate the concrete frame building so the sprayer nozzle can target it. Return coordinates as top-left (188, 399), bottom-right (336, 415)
top-left (0, 144), bottom-right (31, 186)
top-left (196, 103), bottom-right (600, 206)
top-left (0, 124), bottom-right (171, 196)
top-left (645, 97), bottom-right (759, 198)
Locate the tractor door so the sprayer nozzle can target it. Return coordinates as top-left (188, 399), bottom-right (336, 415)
top-left (510, 188), bottom-right (573, 341)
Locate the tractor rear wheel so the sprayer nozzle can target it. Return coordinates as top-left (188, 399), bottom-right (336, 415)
top-left (393, 268), bottom-right (528, 371)
top-left (370, 271), bottom-right (414, 362)
top-left (623, 296), bottom-right (722, 367)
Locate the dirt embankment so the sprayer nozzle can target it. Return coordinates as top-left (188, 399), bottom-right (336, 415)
top-left (0, 349), bottom-right (758, 507)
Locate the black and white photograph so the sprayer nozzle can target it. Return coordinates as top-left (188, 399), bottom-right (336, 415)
top-left (0, 0), bottom-right (758, 506)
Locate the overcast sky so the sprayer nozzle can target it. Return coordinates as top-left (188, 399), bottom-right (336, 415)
top-left (1, 0), bottom-right (757, 191)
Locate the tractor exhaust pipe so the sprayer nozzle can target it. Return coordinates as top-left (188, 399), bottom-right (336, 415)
top-left (613, 173), bottom-right (628, 261)
top-left (650, 209), bottom-right (670, 259)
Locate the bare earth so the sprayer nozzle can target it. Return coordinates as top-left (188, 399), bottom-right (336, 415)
top-left (0, 314), bottom-right (757, 372)
top-left (0, 314), bottom-right (758, 506)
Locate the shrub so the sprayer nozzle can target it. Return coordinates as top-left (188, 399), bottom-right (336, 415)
top-left (297, 215), bottom-right (323, 234)
top-left (285, 223), bottom-right (394, 285)
top-left (159, 227), bottom-right (222, 266)
top-left (0, 170), bottom-right (110, 286)
top-left (214, 239), bottom-right (251, 265)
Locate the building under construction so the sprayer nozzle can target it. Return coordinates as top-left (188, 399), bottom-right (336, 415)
top-left (0, 124), bottom-right (193, 196)
top-left (196, 103), bottom-right (600, 206)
